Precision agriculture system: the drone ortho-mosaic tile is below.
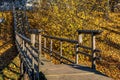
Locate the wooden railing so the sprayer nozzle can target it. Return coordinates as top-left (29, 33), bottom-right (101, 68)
top-left (77, 30), bottom-right (102, 69)
top-left (42, 34), bottom-right (78, 64)
top-left (15, 30), bottom-right (41, 79)
top-left (42, 30), bottom-right (102, 68)
top-left (15, 28), bottom-right (102, 80)
top-left (13, 5), bottom-right (103, 80)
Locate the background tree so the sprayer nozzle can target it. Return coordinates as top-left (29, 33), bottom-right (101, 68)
top-left (109, 0), bottom-right (119, 12)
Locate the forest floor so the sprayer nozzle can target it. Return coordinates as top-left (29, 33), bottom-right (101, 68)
top-left (95, 13), bottom-right (120, 80)
top-left (0, 11), bottom-right (119, 80)
top-left (29, 12), bottom-right (120, 80)
top-left (0, 40), bottom-right (20, 80)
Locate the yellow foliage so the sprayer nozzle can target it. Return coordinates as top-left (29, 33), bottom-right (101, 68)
top-left (27, 0), bottom-right (120, 79)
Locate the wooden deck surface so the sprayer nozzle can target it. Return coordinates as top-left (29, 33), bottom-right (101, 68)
top-left (39, 57), bottom-right (113, 80)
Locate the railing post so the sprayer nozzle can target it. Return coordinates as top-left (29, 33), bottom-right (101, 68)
top-left (91, 33), bottom-right (96, 69)
top-left (19, 37), bottom-right (24, 78)
top-left (20, 53), bottom-right (24, 78)
top-left (78, 34), bottom-right (83, 43)
top-left (23, 41), bottom-right (28, 80)
top-left (38, 32), bottom-right (42, 80)
top-left (75, 33), bottom-right (82, 64)
top-left (50, 39), bottom-right (53, 58)
top-left (23, 39), bottom-right (25, 76)
top-left (75, 44), bottom-right (79, 64)
top-left (44, 38), bottom-right (46, 51)
top-left (22, 40), bottom-right (25, 51)
top-left (60, 41), bottom-right (63, 63)
top-left (31, 33), bottom-right (35, 80)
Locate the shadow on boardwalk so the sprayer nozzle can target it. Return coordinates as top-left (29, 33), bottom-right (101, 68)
top-left (68, 64), bottom-right (108, 76)
top-left (38, 57), bottom-right (112, 80)
top-left (0, 40), bottom-right (20, 80)
top-left (39, 63), bottom-right (112, 80)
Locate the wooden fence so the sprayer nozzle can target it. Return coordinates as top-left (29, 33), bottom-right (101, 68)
top-left (15, 29), bottom-right (102, 80)
top-left (13, 5), bottom-right (102, 79)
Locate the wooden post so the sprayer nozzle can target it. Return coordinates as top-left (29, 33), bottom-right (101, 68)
top-left (20, 54), bottom-right (24, 78)
top-left (22, 39), bottom-right (28, 80)
top-left (76, 34), bottom-right (82, 64)
top-left (22, 40), bottom-right (25, 53)
top-left (75, 44), bottom-right (79, 64)
top-left (50, 39), bottom-right (53, 57)
top-left (44, 38), bottom-right (46, 51)
top-left (78, 34), bottom-right (82, 44)
top-left (31, 33), bottom-right (35, 79)
top-left (19, 38), bottom-right (24, 78)
top-left (91, 33), bottom-right (96, 69)
top-left (38, 33), bottom-right (42, 80)
top-left (60, 41), bottom-right (62, 63)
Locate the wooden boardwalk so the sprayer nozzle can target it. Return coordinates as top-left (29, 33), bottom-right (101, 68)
top-left (40, 57), bottom-right (113, 80)
top-left (13, 10), bottom-right (114, 80)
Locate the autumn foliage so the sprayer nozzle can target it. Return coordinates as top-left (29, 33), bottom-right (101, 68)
top-left (27, 0), bottom-right (120, 80)
top-left (0, 0), bottom-right (119, 80)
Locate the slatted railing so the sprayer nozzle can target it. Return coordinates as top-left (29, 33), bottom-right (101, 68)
top-left (42, 30), bottom-right (102, 68)
top-left (15, 28), bottom-right (102, 80)
top-left (77, 30), bottom-right (102, 69)
top-left (13, 4), bottom-right (103, 80)
top-left (42, 34), bottom-right (78, 64)
top-left (15, 30), bottom-right (41, 80)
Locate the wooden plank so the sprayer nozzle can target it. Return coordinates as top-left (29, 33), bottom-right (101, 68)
top-left (39, 60), bottom-right (113, 80)
top-left (45, 73), bottom-right (94, 76)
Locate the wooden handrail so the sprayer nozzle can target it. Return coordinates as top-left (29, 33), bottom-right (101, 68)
top-left (15, 31), bottom-right (31, 43)
top-left (43, 35), bottom-right (78, 44)
top-left (15, 28), bottom-right (102, 79)
top-left (77, 30), bottom-right (102, 35)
